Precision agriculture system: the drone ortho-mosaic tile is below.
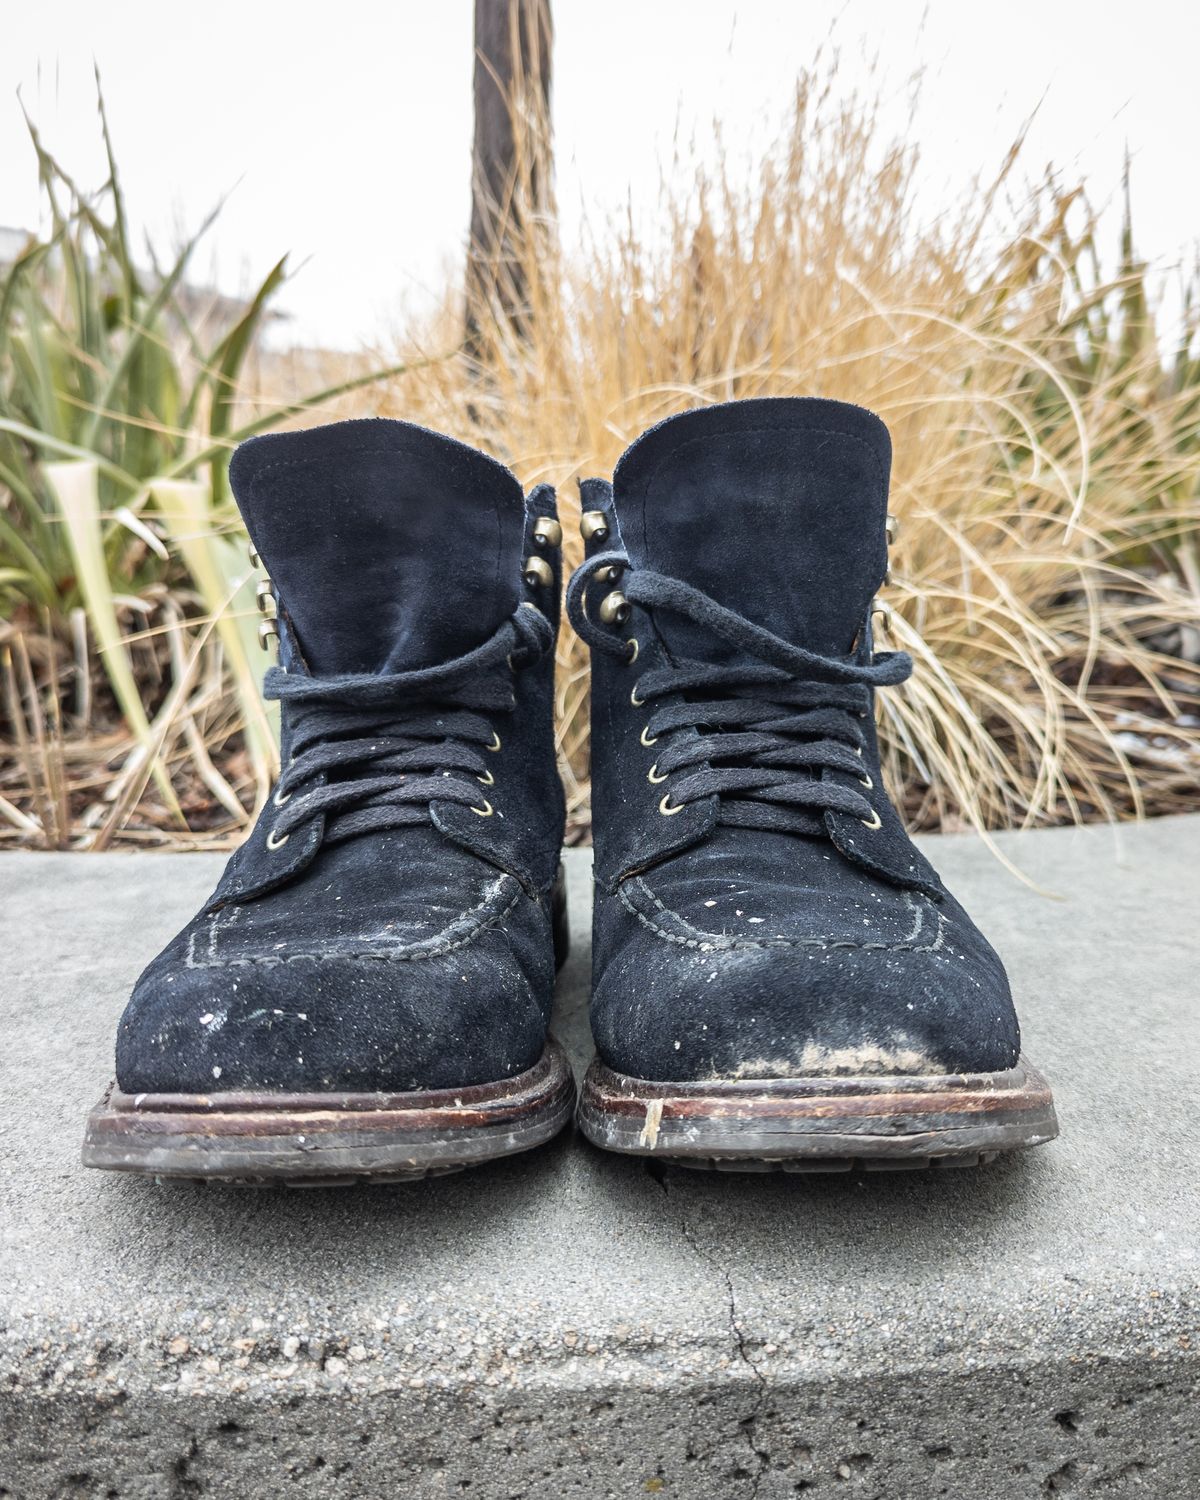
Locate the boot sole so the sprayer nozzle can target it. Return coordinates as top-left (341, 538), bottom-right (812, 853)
top-left (577, 1054), bottom-right (1057, 1171)
top-left (81, 1039), bottom-right (575, 1186)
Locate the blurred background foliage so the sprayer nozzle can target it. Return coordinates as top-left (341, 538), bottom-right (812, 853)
top-left (1, 58), bottom-right (1197, 853)
top-left (0, 90), bottom-right (404, 845)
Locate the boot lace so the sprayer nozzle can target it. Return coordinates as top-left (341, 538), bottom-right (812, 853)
top-left (261, 602), bottom-right (553, 846)
top-left (567, 551), bottom-right (911, 837)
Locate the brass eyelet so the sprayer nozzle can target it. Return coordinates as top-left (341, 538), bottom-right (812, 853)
top-left (639, 725), bottom-right (658, 747)
top-left (523, 555), bottom-right (553, 588)
top-left (248, 543), bottom-right (261, 567)
top-left (630, 684), bottom-right (645, 707)
top-left (626, 637), bottom-right (639, 665)
top-left (477, 768), bottom-right (495, 786)
top-left (533, 517), bottom-right (562, 549)
top-left (580, 510), bottom-right (609, 543)
top-left (858, 773), bottom-right (873, 790)
top-left (266, 826), bottom-right (289, 850)
top-left (599, 590), bottom-right (631, 627)
top-left (486, 732), bottom-right (502, 752)
top-left (860, 808), bottom-right (882, 830)
top-left (885, 512), bottom-right (900, 545)
top-left (255, 580), bottom-right (276, 615)
top-left (470, 799), bottom-right (495, 817)
top-left (647, 763), bottom-right (668, 785)
top-left (853, 744), bottom-right (864, 757)
top-left (257, 618), bottom-right (279, 651)
top-left (659, 793), bottom-right (684, 817)
top-left (596, 563), bottom-right (624, 586)
top-left (272, 785), bottom-right (292, 807)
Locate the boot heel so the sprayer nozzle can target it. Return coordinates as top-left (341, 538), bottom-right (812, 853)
top-left (552, 864), bottom-right (570, 970)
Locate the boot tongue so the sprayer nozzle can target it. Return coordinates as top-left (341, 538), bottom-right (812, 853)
top-left (230, 418), bottom-right (525, 675)
top-left (611, 398), bottom-right (892, 659)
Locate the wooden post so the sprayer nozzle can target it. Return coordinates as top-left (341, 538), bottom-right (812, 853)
top-left (466, 0), bottom-right (553, 354)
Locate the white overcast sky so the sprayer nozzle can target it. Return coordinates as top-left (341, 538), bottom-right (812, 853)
top-left (2, 1), bottom-right (1196, 350)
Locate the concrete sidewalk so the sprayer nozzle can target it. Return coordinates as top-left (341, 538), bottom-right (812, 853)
top-left (1, 818), bottom-right (1197, 1498)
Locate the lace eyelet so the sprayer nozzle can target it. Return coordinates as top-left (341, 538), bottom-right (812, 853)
top-left (859, 808), bottom-right (882, 830)
top-left (659, 793), bottom-right (684, 817)
top-left (533, 516), bottom-right (563, 550)
top-left (639, 725), bottom-right (658, 747)
top-left (523, 555), bottom-right (553, 588)
top-left (858, 773), bottom-right (873, 790)
top-left (272, 785), bottom-right (292, 807)
top-left (470, 799), bottom-right (495, 817)
top-left (853, 744), bottom-right (864, 757)
top-left (486, 732), bottom-right (502, 752)
top-left (630, 684), bottom-right (645, 707)
top-left (580, 510), bottom-right (609, 543)
top-left (647, 763), bottom-right (668, 785)
top-left (477, 768), bottom-right (495, 786)
top-left (626, 637), bottom-right (639, 665)
top-left (266, 827), bottom-right (290, 850)
top-left (599, 591), bottom-right (631, 627)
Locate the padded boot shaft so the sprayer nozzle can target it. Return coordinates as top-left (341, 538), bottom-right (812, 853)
top-left (115, 420), bottom-right (566, 1096)
top-left (229, 418), bottom-right (527, 674)
top-left (571, 398), bottom-right (1021, 1084)
top-left (612, 397), bottom-right (891, 658)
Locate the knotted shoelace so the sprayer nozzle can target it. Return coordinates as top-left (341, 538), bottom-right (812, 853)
top-left (567, 551), bottom-right (912, 838)
top-left (262, 602), bottom-right (553, 846)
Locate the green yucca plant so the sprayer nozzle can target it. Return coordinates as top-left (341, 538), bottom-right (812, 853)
top-left (0, 82), bottom-right (410, 836)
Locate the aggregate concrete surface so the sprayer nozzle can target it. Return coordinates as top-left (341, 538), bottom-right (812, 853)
top-left (1, 817), bottom-right (1197, 1498)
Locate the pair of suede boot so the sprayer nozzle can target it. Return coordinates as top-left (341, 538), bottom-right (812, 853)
top-left (82, 399), bottom-right (1056, 1183)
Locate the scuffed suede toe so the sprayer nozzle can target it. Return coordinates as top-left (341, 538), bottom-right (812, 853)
top-left (116, 916), bottom-right (549, 1096)
top-left (589, 856), bottom-right (1018, 1083)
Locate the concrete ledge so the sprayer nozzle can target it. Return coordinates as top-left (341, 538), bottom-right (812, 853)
top-left (1, 819), bottom-right (1198, 1497)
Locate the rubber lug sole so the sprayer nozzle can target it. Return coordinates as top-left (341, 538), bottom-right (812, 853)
top-left (82, 1039), bottom-right (575, 1186)
top-left (577, 1053), bottom-right (1057, 1172)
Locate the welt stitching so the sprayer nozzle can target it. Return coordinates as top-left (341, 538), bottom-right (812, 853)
top-left (187, 880), bottom-right (523, 970)
top-left (622, 878), bottom-right (946, 954)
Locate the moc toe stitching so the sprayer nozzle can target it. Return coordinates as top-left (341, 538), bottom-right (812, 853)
top-left (593, 873), bottom-right (1015, 1082)
top-left (184, 876), bottom-right (525, 969)
top-left (621, 874), bottom-right (946, 954)
top-left (116, 894), bottom-right (548, 1096)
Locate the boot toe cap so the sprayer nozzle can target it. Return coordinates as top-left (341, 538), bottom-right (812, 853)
top-left (592, 879), bottom-right (1020, 1082)
top-left (115, 920), bottom-right (548, 1096)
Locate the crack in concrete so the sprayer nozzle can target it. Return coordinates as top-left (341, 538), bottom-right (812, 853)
top-left (646, 1162), bottom-right (769, 1496)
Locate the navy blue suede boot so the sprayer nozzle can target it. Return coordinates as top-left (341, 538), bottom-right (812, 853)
top-left (569, 399), bottom-right (1057, 1169)
top-left (83, 419), bottom-right (573, 1183)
